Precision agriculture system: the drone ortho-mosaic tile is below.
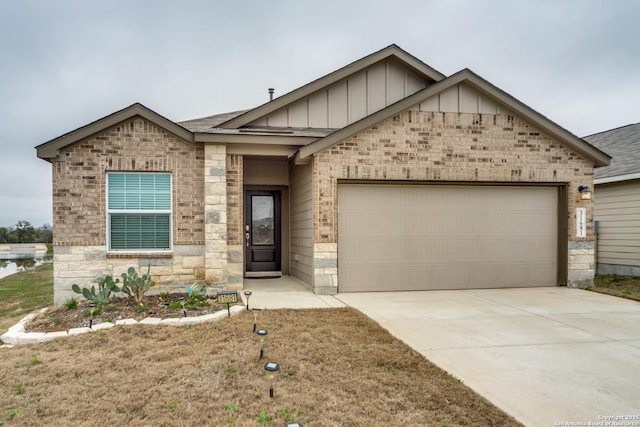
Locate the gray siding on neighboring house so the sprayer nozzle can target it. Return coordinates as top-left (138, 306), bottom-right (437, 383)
top-left (595, 180), bottom-right (640, 275)
top-left (289, 161), bottom-right (314, 285)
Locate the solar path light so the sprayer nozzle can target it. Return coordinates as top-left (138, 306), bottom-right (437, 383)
top-left (257, 329), bottom-right (268, 360)
top-left (88, 303), bottom-right (97, 328)
top-left (244, 291), bottom-right (252, 310)
top-left (264, 362), bottom-right (279, 398)
top-left (252, 308), bottom-right (261, 332)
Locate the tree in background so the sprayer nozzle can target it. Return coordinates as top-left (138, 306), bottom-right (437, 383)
top-left (0, 227), bottom-right (10, 244)
top-left (14, 220), bottom-right (36, 243)
top-left (0, 221), bottom-right (52, 244)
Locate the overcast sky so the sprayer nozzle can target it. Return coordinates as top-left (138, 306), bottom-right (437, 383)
top-left (1, 0), bottom-right (638, 228)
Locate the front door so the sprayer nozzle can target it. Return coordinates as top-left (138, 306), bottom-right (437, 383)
top-left (245, 190), bottom-right (281, 276)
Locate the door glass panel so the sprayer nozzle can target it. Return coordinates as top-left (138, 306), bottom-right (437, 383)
top-left (252, 195), bottom-right (274, 245)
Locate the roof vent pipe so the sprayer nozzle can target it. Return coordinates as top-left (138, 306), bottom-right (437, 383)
top-left (268, 88), bottom-right (274, 101)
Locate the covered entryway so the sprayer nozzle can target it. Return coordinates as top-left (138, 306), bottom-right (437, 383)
top-left (245, 190), bottom-right (282, 277)
top-left (337, 184), bottom-right (561, 292)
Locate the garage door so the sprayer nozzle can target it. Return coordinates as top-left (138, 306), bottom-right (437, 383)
top-left (337, 184), bottom-right (558, 292)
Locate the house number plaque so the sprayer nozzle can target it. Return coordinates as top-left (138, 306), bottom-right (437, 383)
top-left (217, 291), bottom-right (238, 304)
top-left (575, 208), bottom-right (586, 238)
top-left (217, 290), bottom-right (238, 317)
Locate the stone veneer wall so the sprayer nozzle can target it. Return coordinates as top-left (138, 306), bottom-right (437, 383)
top-left (226, 155), bottom-right (244, 288)
top-left (51, 117), bottom-right (206, 305)
top-left (313, 111), bottom-right (596, 292)
top-left (204, 144), bottom-right (227, 285)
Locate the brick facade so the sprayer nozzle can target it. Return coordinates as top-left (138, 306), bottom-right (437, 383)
top-left (313, 110), bottom-right (596, 289)
top-left (52, 117), bottom-right (205, 246)
top-left (51, 118), bottom-right (208, 304)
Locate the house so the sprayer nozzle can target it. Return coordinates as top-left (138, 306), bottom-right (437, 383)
top-left (584, 123), bottom-right (640, 276)
top-left (36, 45), bottom-right (610, 305)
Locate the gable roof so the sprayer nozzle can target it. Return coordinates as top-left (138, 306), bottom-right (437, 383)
top-left (217, 44), bottom-right (446, 129)
top-left (584, 122), bottom-right (640, 183)
top-left (36, 103), bottom-right (193, 160)
top-left (297, 68), bottom-right (611, 168)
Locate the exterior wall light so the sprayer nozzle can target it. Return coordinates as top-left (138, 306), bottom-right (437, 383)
top-left (578, 185), bottom-right (592, 201)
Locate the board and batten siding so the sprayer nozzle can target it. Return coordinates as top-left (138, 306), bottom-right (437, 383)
top-left (595, 180), bottom-right (640, 274)
top-left (289, 161), bottom-right (314, 284)
top-left (250, 60), bottom-right (429, 129)
top-left (419, 83), bottom-right (504, 114)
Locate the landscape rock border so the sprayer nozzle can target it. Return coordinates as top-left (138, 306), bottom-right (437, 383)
top-left (1, 295), bottom-right (248, 348)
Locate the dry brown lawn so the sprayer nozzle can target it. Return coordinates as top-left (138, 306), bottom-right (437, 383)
top-left (592, 274), bottom-right (640, 301)
top-left (1, 308), bottom-right (522, 426)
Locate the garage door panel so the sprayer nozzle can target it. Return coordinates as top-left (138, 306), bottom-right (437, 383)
top-left (338, 184), bottom-right (558, 292)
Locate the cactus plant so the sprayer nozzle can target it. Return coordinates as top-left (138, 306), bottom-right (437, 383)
top-left (119, 266), bottom-right (155, 305)
top-left (71, 275), bottom-right (121, 305)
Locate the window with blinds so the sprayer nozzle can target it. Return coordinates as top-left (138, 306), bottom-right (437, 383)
top-left (107, 173), bottom-right (172, 251)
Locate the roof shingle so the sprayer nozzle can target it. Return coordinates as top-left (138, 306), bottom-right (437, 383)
top-left (584, 123), bottom-right (640, 179)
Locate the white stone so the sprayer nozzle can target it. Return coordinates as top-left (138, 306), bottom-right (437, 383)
top-left (19, 313), bottom-right (38, 323)
top-left (68, 327), bottom-right (92, 336)
top-left (139, 317), bottom-right (162, 325)
top-left (40, 331), bottom-right (69, 342)
top-left (179, 315), bottom-right (209, 325)
top-left (91, 322), bottom-right (115, 331)
top-left (1, 332), bottom-right (20, 345)
top-left (115, 318), bottom-right (139, 326)
top-left (17, 332), bottom-right (47, 345)
top-left (159, 318), bottom-right (182, 326)
top-left (229, 305), bottom-right (244, 316)
top-left (8, 323), bottom-right (25, 334)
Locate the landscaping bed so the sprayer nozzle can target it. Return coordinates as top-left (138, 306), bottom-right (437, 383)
top-left (25, 293), bottom-right (226, 332)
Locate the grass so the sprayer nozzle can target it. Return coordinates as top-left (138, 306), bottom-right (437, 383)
top-left (0, 308), bottom-right (522, 426)
top-left (0, 263), bottom-right (53, 332)
top-left (0, 265), bottom-right (523, 426)
top-left (591, 274), bottom-right (640, 301)
top-left (2, 266), bottom-right (639, 425)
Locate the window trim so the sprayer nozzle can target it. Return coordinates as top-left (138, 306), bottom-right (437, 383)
top-left (106, 172), bottom-right (173, 253)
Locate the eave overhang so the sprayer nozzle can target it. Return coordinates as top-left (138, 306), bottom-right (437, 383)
top-left (194, 132), bottom-right (320, 145)
top-left (36, 103), bottom-right (194, 161)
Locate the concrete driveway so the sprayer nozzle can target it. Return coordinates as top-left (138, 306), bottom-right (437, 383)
top-left (336, 288), bottom-right (640, 427)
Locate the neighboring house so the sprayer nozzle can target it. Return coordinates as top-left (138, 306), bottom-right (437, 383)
top-left (37, 45), bottom-right (610, 305)
top-left (584, 123), bottom-right (640, 276)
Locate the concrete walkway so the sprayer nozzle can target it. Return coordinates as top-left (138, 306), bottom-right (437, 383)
top-left (336, 288), bottom-right (640, 427)
top-left (243, 276), bottom-right (346, 309)
top-left (246, 279), bottom-right (640, 427)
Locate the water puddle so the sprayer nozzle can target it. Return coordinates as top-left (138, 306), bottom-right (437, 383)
top-left (0, 254), bottom-right (53, 280)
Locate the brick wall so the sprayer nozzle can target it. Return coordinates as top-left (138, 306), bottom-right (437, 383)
top-left (50, 117), bottom-right (207, 304)
top-left (52, 117), bottom-right (205, 246)
top-left (313, 110), bottom-right (596, 289)
top-left (314, 111), bottom-right (595, 243)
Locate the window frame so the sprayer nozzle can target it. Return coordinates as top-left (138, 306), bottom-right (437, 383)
top-left (106, 172), bottom-right (173, 253)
